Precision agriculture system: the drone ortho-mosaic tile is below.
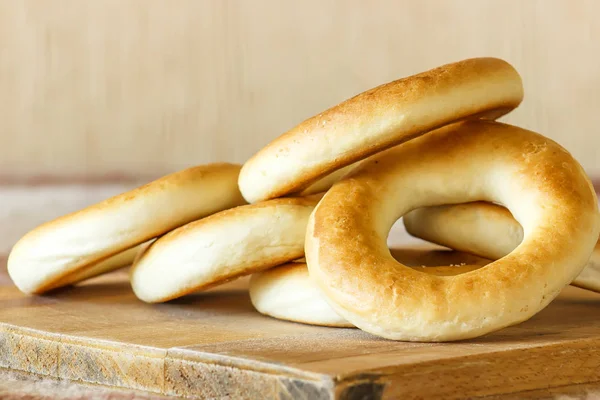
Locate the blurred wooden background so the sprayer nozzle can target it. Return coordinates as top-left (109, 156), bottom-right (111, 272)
top-left (0, 0), bottom-right (598, 181)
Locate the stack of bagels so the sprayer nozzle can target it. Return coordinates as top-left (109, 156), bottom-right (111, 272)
top-left (8, 57), bottom-right (600, 342)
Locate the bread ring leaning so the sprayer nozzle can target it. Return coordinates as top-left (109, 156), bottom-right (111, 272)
top-left (8, 164), bottom-right (245, 294)
top-left (404, 202), bottom-right (600, 292)
top-left (250, 249), bottom-right (488, 327)
top-left (130, 194), bottom-right (322, 303)
top-left (305, 120), bottom-right (600, 342)
top-left (239, 57), bottom-right (523, 203)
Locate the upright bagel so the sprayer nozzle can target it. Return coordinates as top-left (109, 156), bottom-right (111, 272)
top-left (239, 57), bottom-right (524, 203)
top-left (404, 202), bottom-right (600, 292)
top-left (8, 164), bottom-right (245, 294)
top-left (130, 194), bottom-right (322, 303)
top-left (305, 120), bottom-right (599, 342)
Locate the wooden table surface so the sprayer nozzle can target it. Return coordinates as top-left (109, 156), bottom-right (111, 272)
top-left (0, 258), bottom-right (599, 399)
top-left (2, 368), bottom-right (600, 400)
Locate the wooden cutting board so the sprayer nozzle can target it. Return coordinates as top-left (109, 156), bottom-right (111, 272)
top-left (0, 256), bottom-right (599, 400)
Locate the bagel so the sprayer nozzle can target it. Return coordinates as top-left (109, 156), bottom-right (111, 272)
top-left (404, 202), bottom-right (600, 292)
top-left (250, 248), bottom-right (488, 327)
top-left (305, 120), bottom-right (600, 342)
top-left (239, 57), bottom-right (524, 203)
top-left (130, 194), bottom-right (322, 303)
top-left (8, 164), bottom-right (245, 294)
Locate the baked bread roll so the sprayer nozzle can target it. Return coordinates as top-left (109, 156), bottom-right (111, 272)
top-left (239, 57), bottom-right (523, 203)
top-left (8, 164), bottom-right (244, 294)
top-left (130, 195), bottom-right (322, 303)
top-left (305, 120), bottom-right (599, 341)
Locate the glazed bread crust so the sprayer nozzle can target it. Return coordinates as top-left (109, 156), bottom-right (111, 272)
top-left (8, 164), bottom-right (245, 294)
top-left (404, 202), bottom-right (600, 292)
top-left (239, 57), bottom-right (524, 203)
top-left (131, 195), bottom-right (322, 303)
top-left (305, 120), bottom-right (600, 342)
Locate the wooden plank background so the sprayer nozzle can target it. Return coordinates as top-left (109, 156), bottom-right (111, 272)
top-left (0, 0), bottom-right (598, 180)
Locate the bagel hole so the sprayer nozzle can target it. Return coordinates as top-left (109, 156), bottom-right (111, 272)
top-left (387, 219), bottom-right (492, 276)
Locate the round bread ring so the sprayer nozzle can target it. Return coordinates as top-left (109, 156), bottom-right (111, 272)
top-left (130, 194), bottom-right (322, 303)
top-left (239, 57), bottom-right (524, 203)
top-left (250, 248), bottom-right (489, 327)
top-left (8, 164), bottom-right (245, 294)
top-left (404, 202), bottom-right (600, 292)
top-left (305, 120), bottom-right (600, 342)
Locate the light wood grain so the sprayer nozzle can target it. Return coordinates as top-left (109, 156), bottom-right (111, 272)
top-left (1, 369), bottom-right (599, 400)
top-left (0, 257), bottom-right (599, 399)
top-left (0, 368), bottom-right (173, 400)
top-left (0, 0), bottom-right (598, 180)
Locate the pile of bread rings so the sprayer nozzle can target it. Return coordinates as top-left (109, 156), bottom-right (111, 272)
top-left (8, 57), bottom-right (600, 342)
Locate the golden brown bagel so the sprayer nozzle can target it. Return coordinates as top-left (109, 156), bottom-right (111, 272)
top-left (305, 120), bottom-right (600, 342)
top-left (130, 194), bottom-right (322, 303)
top-left (239, 57), bottom-right (523, 203)
top-left (8, 164), bottom-right (245, 294)
top-left (404, 202), bottom-right (600, 292)
top-left (250, 248), bottom-right (488, 327)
